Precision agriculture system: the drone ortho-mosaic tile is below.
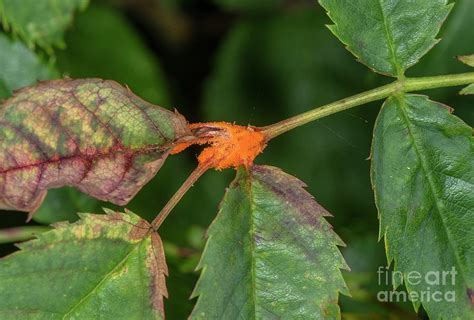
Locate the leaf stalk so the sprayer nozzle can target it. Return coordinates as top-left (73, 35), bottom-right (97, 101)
top-left (151, 162), bottom-right (212, 230)
top-left (153, 71), bottom-right (474, 227)
top-left (262, 72), bottom-right (474, 140)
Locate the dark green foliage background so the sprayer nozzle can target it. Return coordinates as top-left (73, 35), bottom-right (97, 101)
top-left (1, 0), bottom-right (473, 319)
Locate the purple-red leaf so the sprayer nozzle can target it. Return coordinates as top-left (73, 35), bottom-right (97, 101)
top-left (0, 78), bottom-right (190, 215)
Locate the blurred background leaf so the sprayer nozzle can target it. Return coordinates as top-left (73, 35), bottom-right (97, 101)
top-left (213, 0), bottom-right (282, 12)
top-left (56, 2), bottom-right (170, 105)
top-left (33, 188), bottom-right (105, 225)
top-left (0, 33), bottom-right (57, 99)
top-left (0, 0), bottom-right (89, 51)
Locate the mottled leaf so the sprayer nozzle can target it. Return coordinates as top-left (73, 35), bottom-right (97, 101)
top-left (0, 33), bottom-right (57, 99)
top-left (0, 209), bottom-right (168, 319)
top-left (371, 94), bottom-right (474, 319)
top-left (0, 78), bottom-right (190, 215)
top-left (318, 0), bottom-right (452, 77)
top-left (0, 0), bottom-right (88, 51)
top-left (191, 165), bottom-right (348, 319)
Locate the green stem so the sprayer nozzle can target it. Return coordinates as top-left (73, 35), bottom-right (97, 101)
top-left (262, 72), bottom-right (474, 139)
top-left (151, 163), bottom-right (211, 230)
top-left (0, 226), bottom-right (50, 244)
top-left (152, 72), bottom-right (474, 227)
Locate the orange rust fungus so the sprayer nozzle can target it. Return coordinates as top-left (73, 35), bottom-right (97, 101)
top-left (170, 122), bottom-right (267, 170)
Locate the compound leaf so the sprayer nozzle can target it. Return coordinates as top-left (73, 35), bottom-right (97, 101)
top-left (0, 78), bottom-right (191, 216)
top-left (191, 165), bottom-right (348, 319)
top-left (0, 209), bottom-right (168, 319)
top-left (0, 0), bottom-right (88, 51)
top-left (319, 0), bottom-right (452, 77)
top-left (371, 94), bottom-right (474, 319)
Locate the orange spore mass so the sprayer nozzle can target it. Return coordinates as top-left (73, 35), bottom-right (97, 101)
top-left (170, 122), bottom-right (266, 170)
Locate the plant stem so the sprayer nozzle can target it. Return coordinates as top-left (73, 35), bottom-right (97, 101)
top-left (152, 72), bottom-right (474, 227)
top-left (262, 72), bottom-right (474, 140)
top-left (151, 163), bottom-right (211, 230)
top-left (0, 226), bottom-right (50, 244)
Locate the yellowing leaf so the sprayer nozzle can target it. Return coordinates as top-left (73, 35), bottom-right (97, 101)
top-left (0, 209), bottom-right (168, 319)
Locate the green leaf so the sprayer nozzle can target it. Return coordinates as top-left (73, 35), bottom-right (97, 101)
top-left (460, 83), bottom-right (474, 95)
top-left (56, 3), bottom-right (170, 105)
top-left (0, 225), bottom-right (49, 244)
top-left (0, 209), bottom-right (168, 319)
top-left (33, 187), bottom-right (103, 224)
top-left (0, 0), bottom-right (88, 51)
top-left (371, 94), bottom-right (474, 319)
top-left (458, 54), bottom-right (474, 67)
top-left (191, 165), bottom-right (348, 319)
top-left (202, 9), bottom-right (380, 242)
top-left (318, 0), bottom-right (452, 77)
top-left (457, 54), bottom-right (474, 95)
top-left (0, 79), bottom-right (191, 215)
top-left (0, 33), bottom-right (57, 99)
top-left (0, 81), bottom-right (8, 98)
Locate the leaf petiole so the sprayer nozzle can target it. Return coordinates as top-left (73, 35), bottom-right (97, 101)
top-left (151, 162), bottom-right (212, 230)
top-left (262, 72), bottom-right (474, 140)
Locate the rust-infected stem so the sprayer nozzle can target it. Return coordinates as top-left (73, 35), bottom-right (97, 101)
top-left (151, 162), bottom-right (211, 229)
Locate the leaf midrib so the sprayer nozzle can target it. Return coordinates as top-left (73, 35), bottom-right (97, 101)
top-left (247, 173), bottom-right (258, 319)
top-left (375, 0), bottom-right (403, 77)
top-left (394, 95), bottom-right (468, 287)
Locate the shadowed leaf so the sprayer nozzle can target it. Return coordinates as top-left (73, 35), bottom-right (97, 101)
top-left (0, 209), bottom-right (168, 319)
top-left (371, 94), bottom-right (474, 319)
top-left (0, 78), bottom-right (191, 216)
top-left (191, 165), bottom-right (348, 319)
top-left (33, 187), bottom-right (102, 224)
top-left (0, 0), bottom-right (89, 51)
top-left (319, 0), bottom-right (452, 77)
top-left (56, 3), bottom-right (170, 106)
